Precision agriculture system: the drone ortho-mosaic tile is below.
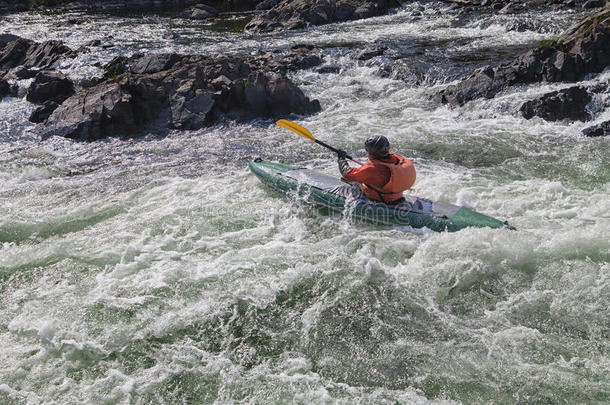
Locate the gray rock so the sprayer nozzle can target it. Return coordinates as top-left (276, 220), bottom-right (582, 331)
top-left (582, 120), bottom-right (610, 136)
top-left (26, 70), bottom-right (75, 104)
top-left (437, 7), bottom-right (610, 106)
top-left (43, 82), bottom-right (137, 141)
top-left (29, 101), bottom-right (59, 123)
top-left (245, 0), bottom-right (402, 33)
top-left (520, 86), bottom-right (591, 121)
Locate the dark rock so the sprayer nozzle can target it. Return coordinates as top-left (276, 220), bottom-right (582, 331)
top-left (41, 50), bottom-right (321, 140)
top-left (26, 70), bottom-right (76, 104)
top-left (182, 3), bottom-right (218, 19)
top-left (43, 82), bottom-right (138, 141)
top-left (582, 0), bottom-right (606, 9)
top-left (0, 78), bottom-right (9, 98)
top-left (0, 34), bottom-right (20, 48)
top-left (582, 120), bottom-right (610, 136)
top-left (520, 86), bottom-right (592, 121)
top-left (256, 0), bottom-right (279, 11)
top-left (438, 6), bottom-right (610, 105)
top-left (5, 66), bottom-right (36, 80)
top-left (245, 0), bottom-right (402, 33)
top-left (0, 37), bottom-right (74, 71)
top-left (316, 65), bottom-right (341, 74)
top-left (29, 101), bottom-right (59, 123)
top-left (170, 82), bottom-right (215, 129)
top-left (357, 47), bottom-right (387, 61)
top-left (130, 53), bottom-right (181, 74)
top-left (103, 56), bottom-right (129, 77)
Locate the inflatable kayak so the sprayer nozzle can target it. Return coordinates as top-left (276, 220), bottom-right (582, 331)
top-left (249, 158), bottom-right (514, 232)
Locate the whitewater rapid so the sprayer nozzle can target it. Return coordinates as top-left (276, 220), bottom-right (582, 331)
top-left (1, 2), bottom-right (609, 404)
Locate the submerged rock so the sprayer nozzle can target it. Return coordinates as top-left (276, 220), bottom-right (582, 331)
top-left (437, 6), bottom-right (610, 106)
top-left (520, 86), bottom-right (592, 121)
top-left (245, 0), bottom-right (403, 33)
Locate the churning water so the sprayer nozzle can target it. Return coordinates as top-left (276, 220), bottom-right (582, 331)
top-left (1, 2), bottom-right (609, 403)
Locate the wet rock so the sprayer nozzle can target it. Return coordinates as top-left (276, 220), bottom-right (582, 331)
top-left (245, 0), bottom-right (403, 33)
top-left (4, 66), bottom-right (36, 80)
top-left (520, 86), bottom-right (591, 121)
top-left (316, 65), bottom-right (341, 74)
top-left (582, 0), bottom-right (606, 9)
top-left (29, 101), bottom-right (59, 123)
top-left (43, 82), bottom-right (138, 141)
top-left (182, 3), bottom-right (218, 19)
top-left (0, 77), bottom-right (9, 98)
top-left (0, 37), bottom-right (74, 71)
top-left (437, 6), bottom-right (610, 105)
top-left (130, 53), bottom-right (181, 74)
top-left (582, 120), bottom-right (610, 136)
top-left (26, 70), bottom-right (76, 104)
top-left (357, 47), bottom-right (387, 61)
top-left (256, 0), bottom-right (279, 11)
top-left (42, 51), bottom-right (321, 141)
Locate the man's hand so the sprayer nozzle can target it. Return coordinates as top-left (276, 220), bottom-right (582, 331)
top-left (337, 149), bottom-right (348, 160)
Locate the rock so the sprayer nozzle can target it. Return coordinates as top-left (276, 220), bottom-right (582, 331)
top-left (356, 47), bottom-right (386, 61)
top-left (582, 120), bottom-right (610, 136)
top-left (437, 6), bottom-right (610, 105)
top-left (29, 101), bottom-right (59, 123)
top-left (4, 66), bottom-right (36, 80)
top-left (245, 0), bottom-right (402, 33)
top-left (582, 0), bottom-right (606, 9)
top-left (256, 0), bottom-right (279, 11)
top-left (0, 37), bottom-right (74, 71)
top-left (520, 86), bottom-right (591, 121)
top-left (26, 70), bottom-right (75, 104)
top-left (182, 3), bottom-right (218, 19)
top-left (170, 82), bottom-right (215, 129)
top-left (130, 53), bottom-right (181, 75)
top-left (0, 77), bottom-right (9, 98)
top-left (43, 81), bottom-right (138, 141)
top-left (41, 51), bottom-right (322, 140)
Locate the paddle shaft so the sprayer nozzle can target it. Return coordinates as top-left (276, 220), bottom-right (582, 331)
top-left (315, 139), bottom-right (363, 166)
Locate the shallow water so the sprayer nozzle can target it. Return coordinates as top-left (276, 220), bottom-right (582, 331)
top-left (1, 2), bottom-right (609, 404)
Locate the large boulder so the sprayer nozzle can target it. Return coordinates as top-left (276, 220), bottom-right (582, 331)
top-left (437, 6), bottom-right (610, 106)
top-left (245, 0), bottom-right (403, 33)
top-left (42, 51), bottom-right (322, 141)
top-left (43, 81), bottom-right (138, 141)
top-left (26, 70), bottom-right (75, 104)
top-left (520, 86), bottom-right (592, 121)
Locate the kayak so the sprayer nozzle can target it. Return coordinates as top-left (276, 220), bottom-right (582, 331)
top-left (249, 158), bottom-right (514, 232)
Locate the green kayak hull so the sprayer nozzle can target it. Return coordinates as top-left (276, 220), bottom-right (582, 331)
top-left (249, 159), bottom-right (513, 232)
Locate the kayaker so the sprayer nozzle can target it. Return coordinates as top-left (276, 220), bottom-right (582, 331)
top-left (337, 135), bottom-right (416, 204)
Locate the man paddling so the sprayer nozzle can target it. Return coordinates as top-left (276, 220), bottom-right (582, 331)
top-left (337, 136), bottom-right (416, 204)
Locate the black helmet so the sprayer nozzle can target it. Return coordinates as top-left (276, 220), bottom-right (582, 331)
top-left (364, 135), bottom-right (390, 158)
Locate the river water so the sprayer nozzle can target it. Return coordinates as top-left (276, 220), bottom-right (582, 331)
top-left (1, 2), bottom-right (609, 403)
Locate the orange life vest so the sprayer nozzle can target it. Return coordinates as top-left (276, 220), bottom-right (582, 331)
top-left (362, 153), bottom-right (416, 202)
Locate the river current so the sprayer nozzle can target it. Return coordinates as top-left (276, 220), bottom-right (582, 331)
top-left (1, 2), bottom-right (609, 404)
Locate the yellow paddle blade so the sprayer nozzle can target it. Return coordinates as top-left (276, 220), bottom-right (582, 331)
top-left (276, 119), bottom-right (315, 141)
